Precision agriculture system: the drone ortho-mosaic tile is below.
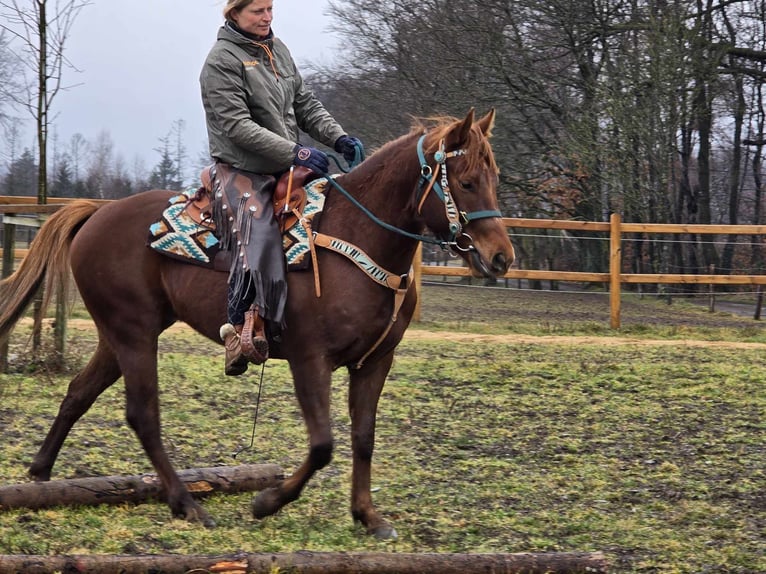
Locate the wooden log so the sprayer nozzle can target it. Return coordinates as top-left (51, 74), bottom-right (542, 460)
top-left (0, 464), bottom-right (284, 511)
top-left (0, 550), bottom-right (609, 573)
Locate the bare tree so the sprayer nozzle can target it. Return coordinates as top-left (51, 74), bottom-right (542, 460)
top-left (0, 0), bottom-right (90, 204)
top-left (85, 129), bottom-right (113, 199)
top-left (0, 31), bottom-right (23, 129)
top-left (171, 118), bottom-right (187, 188)
top-left (0, 117), bottom-right (25, 175)
top-left (67, 131), bottom-right (87, 182)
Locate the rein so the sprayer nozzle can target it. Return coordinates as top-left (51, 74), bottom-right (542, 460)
top-left (323, 174), bottom-right (448, 248)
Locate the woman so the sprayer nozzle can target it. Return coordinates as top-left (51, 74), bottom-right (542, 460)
top-left (200, 0), bottom-right (362, 375)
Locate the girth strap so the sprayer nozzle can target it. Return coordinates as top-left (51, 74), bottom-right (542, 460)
top-left (353, 273), bottom-right (411, 370)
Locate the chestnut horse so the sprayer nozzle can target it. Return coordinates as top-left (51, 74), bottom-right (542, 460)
top-left (0, 109), bottom-right (513, 538)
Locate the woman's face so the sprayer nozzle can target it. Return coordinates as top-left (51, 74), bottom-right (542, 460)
top-left (232, 0), bottom-right (273, 38)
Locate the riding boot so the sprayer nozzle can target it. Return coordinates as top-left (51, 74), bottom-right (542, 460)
top-left (220, 323), bottom-right (249, 376)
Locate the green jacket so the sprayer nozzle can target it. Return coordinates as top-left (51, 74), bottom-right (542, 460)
top-left (200, 23), bottom-right (346, 174)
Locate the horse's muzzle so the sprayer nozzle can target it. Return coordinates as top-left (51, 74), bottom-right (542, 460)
top-left (491, 250), bottom-right (514, 275)
top-left (468, 247), bottom-right (513, 278)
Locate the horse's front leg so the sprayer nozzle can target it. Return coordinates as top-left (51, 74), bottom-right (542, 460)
top-left (252, 361), bottom-right (333, 519)
top-left (348, 352), bottom-right (397, 539)
top-left (120, 347), bottom-right (215, 528)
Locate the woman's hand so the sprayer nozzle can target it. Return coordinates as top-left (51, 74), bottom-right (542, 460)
top-left (293, 145), bottom-right (329, 174)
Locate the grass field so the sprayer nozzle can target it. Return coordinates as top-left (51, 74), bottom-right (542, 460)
top-left (0, 284), bottom-right (764, 573)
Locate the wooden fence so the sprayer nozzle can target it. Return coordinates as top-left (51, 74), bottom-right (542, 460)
top-left (3, 196), bottom-right (766, 338)
top-left (414, 214), bottom-right (766, 327)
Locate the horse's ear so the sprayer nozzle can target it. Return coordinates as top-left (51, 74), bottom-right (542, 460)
top-left (451, 108), bottom-right (475, 146)
top-left (476, 108), bottom-right (496, 137)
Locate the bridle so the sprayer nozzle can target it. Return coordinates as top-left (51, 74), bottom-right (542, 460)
top-left (415, 134), bottom-right (502, 251)
top-left (323, 131), bottom-right (502, 250)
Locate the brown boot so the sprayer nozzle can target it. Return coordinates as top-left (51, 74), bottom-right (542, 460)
top-left (220, 323), bottom-right (249, 376)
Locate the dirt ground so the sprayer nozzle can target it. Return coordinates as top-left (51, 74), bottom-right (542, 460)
top-left (404, 329), bottom-right (766, 349)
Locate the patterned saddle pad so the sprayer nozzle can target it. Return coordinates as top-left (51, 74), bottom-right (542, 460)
top-left (147, 178), bottom-right (329, 271)
top-left (148, 191), bottom-right (221, 268)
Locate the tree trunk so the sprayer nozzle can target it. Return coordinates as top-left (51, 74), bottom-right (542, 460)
top-left (37, 0), bottom-right (47, 206)
top-left (749, 82), bottom-right (764, 271)
top-left (0, 550), bottom-right (609, 574)
top-left (0, 464), bottom-right (283, 511)
top-left (721, 72), bottom-right (745, 273)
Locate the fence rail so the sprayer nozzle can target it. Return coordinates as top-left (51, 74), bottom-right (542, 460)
top-left (417, 213), bottom-right (766, 327)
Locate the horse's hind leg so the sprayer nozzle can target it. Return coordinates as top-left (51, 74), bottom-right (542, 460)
top-left (29, 339), bottom-right (122, 481)
top-left (347, 352), bottom-right (398, 539)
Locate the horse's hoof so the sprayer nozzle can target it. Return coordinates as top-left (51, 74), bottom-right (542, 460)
top-left (200, 514), bottom-right (217, 529)
top-left (251, 487), bottom-right (282, 519)
top-left (28, 466), bottom-right (51, 482)
top-left (369, 523), bottom-right (398, 540)
top-left (177, 504), bottom-right (216, 528)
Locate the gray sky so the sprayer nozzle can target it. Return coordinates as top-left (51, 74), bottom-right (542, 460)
top-left (52, 0), bottom-right (338, 176)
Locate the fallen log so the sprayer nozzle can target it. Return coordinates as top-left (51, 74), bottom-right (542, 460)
top-left (0, 464), bottom-right (284, 511)
top-left (0, 551), bottom-right (609, 573)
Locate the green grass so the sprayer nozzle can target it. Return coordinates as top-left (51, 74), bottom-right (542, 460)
top-left (0, 285), bottom-right (764, 573)
top-left (415, 283), bottom-right (766, 343)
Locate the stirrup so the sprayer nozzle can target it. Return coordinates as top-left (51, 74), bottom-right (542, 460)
top-left (241, 308), bottom-right (269, 364)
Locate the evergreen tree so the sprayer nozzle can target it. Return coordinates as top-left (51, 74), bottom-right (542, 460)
top-left (149, 134), bottom-right (182, 191)
top-left (2, 147), bottom-right (37, 196)
top-left (50, 153), bottom-right (74, 197)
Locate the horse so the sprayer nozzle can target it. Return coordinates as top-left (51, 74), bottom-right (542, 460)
top-left (0, 109), bottom-right (514, 538)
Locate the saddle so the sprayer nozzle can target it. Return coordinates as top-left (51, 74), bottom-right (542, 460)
top-left (198, 164), bottom-right (318, 232)
top-left (148, 164), bottom-right (330, 274)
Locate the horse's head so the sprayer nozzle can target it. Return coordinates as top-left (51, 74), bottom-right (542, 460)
top-left (416, 109), bottom-right (515, 278)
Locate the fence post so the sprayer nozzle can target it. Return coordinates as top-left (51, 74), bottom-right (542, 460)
top-left (413, 243), bottom-right (422, 322)
top-left (1, 220), bottom-right (14, 279)
top-left (1, 219), bottom-right (15, 372)
top-left (609, 213), bottom-right (622, 329)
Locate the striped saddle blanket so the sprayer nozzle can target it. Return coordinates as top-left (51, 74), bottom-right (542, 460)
top-left (147, 176), bottom-right (329, 271)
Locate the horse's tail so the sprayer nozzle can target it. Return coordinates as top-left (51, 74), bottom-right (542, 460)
top-left (0, 200), bottom-right (101, 344)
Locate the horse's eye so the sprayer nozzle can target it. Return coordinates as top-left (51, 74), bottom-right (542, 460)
top-left (460, 181), bottom-right (474, 191)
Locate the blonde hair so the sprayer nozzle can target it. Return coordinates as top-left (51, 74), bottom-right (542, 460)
top-left (223, 0), bottom-right (253, 21)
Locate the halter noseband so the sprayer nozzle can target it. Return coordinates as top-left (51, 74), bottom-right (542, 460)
top-left (415, 134), bottom-right (502, 245)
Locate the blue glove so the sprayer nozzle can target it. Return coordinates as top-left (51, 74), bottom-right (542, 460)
top-left (293, 144), bottom-right (329, 174)
top-left (334, 135), bottom-right (364, 163)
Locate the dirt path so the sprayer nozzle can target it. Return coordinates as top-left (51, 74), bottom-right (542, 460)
top-left (55, 318), bottom-right (766, 350)
top-left (404, 329), bottom-right (766, 349)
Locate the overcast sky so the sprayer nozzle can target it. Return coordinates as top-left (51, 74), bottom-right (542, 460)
top-left (49, 0), bottom-right (339, 176)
